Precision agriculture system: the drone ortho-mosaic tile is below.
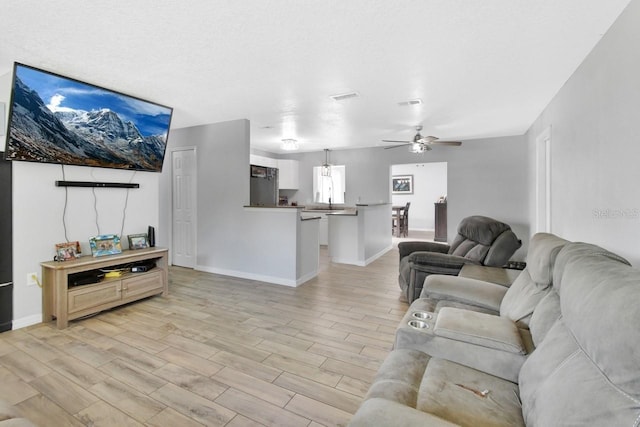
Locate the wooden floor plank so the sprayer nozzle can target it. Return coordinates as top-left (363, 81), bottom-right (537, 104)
top-left (0, 242), bottom-right (417, 425)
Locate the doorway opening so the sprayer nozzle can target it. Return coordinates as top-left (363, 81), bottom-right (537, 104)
top-left (390, 162), bottom-right (447, 242)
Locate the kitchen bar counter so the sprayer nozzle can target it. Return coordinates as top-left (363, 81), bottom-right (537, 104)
top-left (328, 203), bottom-right (392, 266)
top-left (240, 206), bottom-right (319, 286)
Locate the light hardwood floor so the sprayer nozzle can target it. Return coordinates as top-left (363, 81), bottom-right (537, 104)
top-left (0, 238), bottom-right (435, 426)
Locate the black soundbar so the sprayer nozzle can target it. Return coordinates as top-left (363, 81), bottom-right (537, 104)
top-left (55, 181), bottom-right (139, 189)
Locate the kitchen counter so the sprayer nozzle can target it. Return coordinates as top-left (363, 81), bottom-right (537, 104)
top-left (328, 203), bottom-right (392, 266)
top-left (242, 206), bottom-right (319, 286)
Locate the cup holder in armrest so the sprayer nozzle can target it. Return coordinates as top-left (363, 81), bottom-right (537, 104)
top-left (408, 320), bottom-right (430, 330)
top-left (411, 311), bottom-right (433, 320)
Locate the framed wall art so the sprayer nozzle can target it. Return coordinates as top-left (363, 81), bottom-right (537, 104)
top-left (392, 175), bottom-right (413, 194)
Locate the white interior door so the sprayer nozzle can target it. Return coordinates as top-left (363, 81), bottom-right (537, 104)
top-left (172, 148), bottom-right (196, 268)
top-left (535, 127), bottom-right (552, 233)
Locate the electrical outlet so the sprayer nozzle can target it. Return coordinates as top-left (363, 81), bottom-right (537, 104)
top-left (27, 272), bottom-right (38, 286)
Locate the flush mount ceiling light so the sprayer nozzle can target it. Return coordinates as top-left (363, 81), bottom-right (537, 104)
top-left (329, 91), bottom-right (359, 102)
top-left (281, 138), bottom-right (298, 151)
top-left (321, 149), bottom-right (332, 177)
top-left (397, 98), bottom-right (423, 107)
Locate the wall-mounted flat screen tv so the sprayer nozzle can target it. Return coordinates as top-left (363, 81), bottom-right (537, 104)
top-left (4, 63), bottom-right (173, 172)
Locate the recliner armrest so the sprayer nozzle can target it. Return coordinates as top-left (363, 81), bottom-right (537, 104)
top-left (421, 275), bottom-right (508, 312)
top-left (399, 241), bottom-right (450, 259)
top-left (408, 252), bottom-right (477, 272)
top-left (434, 307), bottom-right (526, 354)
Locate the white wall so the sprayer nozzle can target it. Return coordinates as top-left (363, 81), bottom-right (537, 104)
top-left (0, 70), bottom-right (162, 328)
top-left (391, 162), bottom-right (447, 230)
top-left (526, 0), bottom-right (640, 264)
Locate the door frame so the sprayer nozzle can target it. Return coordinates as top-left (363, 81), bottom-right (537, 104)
top-left (170, 146), bottom-right (197, 268)
top-left (535, 126), bottom-right (552, 233)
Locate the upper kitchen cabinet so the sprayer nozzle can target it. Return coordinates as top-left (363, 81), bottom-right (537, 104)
top-left (278, 159), bottom-right (299, 189)
top-left (250, 154), bottom-right (278, 168)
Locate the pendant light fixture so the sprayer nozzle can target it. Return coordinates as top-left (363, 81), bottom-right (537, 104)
top-left (321, 149), bottom-right (332, 177)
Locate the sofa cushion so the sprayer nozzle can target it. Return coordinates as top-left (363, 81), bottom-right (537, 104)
top-left (499, 233), bottom-right (568, 325)
top-left (454, 215), bottom-right (512, 247)
top-left (364, 348), bottom-right (430, 408)
top-left (435, 308), bottom-right (526, 354)
top-left (523, 232), bottom-right (568, 285)
top-left (417, 358), bottom-right (524, 427)
top-left (519, 243), bottom-right (640, 426)
top-left (527, 290), bottom-right (561, 346)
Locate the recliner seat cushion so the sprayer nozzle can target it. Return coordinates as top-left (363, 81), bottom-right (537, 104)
top-left (434, 308), bottom-right (526, 354)
top-left (417, 358), bottom-right (524, 427)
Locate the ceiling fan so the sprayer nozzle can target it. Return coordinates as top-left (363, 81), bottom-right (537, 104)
top-left (383, 125), bottom-right (462, 153)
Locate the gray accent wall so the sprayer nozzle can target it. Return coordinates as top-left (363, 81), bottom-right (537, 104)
top-left (526, 0), bottom-right (640, 264)
top-left (160, 119), bottom-right (251, 270)
top-left (282, 134), bottom-right (529, 259)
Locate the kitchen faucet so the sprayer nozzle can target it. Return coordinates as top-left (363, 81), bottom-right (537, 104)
top-left (328, 196), bottom-right (332, 210)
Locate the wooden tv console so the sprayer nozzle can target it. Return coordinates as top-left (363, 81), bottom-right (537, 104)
top-left (41, 247), bottom-right (168, 329)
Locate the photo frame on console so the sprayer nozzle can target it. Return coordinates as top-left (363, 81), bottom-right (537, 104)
top-left (55, 241), bottom-right (81, 261)
top-left (90, 234), bottom-right (122, 257)
top-left (127, 233), bottom-right (149, 250)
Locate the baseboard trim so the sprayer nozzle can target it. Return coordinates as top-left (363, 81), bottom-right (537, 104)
top-left (195, 265), bottom-right (312, 288)
top-left (12, 314), bottom-right (42, 330)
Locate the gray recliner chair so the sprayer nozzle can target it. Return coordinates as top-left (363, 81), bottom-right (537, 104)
top-left (398, 215), bottom-right (522, 303)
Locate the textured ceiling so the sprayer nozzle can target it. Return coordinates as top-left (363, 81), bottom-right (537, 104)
top-left (0, 0), bottom-right (632, 153)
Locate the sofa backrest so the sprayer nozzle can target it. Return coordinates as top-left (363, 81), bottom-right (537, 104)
top-left (448, 215), bottom-right (521, 266)
top-left (499, 233), bottom-right (568, 326)
top-left (519, 242), bottom-right (638, 426)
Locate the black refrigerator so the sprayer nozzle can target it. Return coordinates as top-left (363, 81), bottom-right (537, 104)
top-left (249, 165), bottom-right (278, 206)
top-left (0, 156), bottom-right (12, 332)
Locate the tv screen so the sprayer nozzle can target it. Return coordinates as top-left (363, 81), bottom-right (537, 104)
top-left (4, 63), bottom-right (173, 172)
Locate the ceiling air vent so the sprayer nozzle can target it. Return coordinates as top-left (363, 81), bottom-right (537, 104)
top-left (398, 98), bottom-right (423, 107)
top-left (330, 91), bottom-right (359, 101)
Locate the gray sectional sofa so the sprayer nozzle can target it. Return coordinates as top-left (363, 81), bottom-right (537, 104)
top-left (350, 237), bottom-right (640, 426)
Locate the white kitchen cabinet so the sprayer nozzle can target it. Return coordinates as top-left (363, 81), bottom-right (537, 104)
top-left (250, 154), bottom-right (278, 168)
top-left (277, 159), bottom-right (299, 189)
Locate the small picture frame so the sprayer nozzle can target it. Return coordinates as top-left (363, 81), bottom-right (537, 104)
top-left (89, 234), bottom-right (122, 257)
top-left (55, 241), bottom-right (81, 261)
top-left (127, 233), bottom-right (149, 250)
top-left (392, 175), bottom-right (414, 194)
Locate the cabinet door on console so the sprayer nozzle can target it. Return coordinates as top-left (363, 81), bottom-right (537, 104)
top-left (122, 271), bottom-right (164, 300)
top-left (68, 282), bottom-right (121, 315)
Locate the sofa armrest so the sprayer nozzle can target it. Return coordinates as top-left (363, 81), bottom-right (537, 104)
top-left (421, 275), bottom-right (508, 312)
top-left (434, 307), bottom-right (526, 354)
top-left (408, 252), bottom-right (478, 273)
top-left (399, 241), bottom-right (450, 259)
top-left (349, 398), bottom-right (460, 427)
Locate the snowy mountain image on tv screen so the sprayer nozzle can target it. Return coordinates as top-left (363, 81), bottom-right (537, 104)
top-left (5, 63), bottom-right (173, 172)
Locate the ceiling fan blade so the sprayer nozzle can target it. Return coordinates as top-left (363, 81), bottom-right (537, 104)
top-left (418, 135), bottom-right (439, 143)
top-left (382, 139), bottom-right (412, 143)
top-left (384, 144), bottom-right (411, 150)
top-left (430, 141), bottom-right (462, 146)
